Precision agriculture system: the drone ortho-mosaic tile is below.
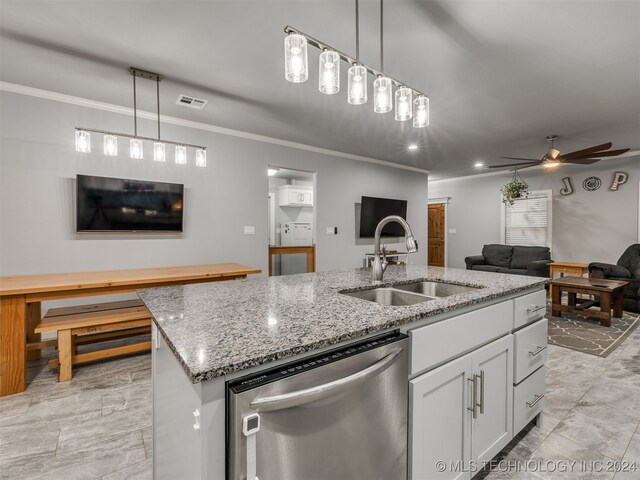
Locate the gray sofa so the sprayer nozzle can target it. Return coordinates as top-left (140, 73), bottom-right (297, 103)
top-left (465, 244), bottom-right (551, 277)
top-left (589, 244), bottom-right (640, 313)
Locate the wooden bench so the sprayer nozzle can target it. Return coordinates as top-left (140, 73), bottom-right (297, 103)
top-left (34, 299), bottom-right (152, 381)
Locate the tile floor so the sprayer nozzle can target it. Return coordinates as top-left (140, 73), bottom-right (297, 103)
top-left (1, 327), bottom-right (639, 479)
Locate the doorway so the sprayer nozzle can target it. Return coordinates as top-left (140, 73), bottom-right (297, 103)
top-left (427, 202), bottom-right (446, 267)
top-left (267, 166), bottom-right (316, 276)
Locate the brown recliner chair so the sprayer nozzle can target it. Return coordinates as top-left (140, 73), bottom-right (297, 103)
top-left (589, 244), bottom-right (640, 313)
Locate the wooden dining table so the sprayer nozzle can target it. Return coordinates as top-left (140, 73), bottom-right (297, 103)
top-left (0, 263), bottom-right (261, 397)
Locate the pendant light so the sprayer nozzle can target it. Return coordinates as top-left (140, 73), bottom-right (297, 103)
top-left (75, 67), bottom-right (207, 166)
top-left (395, 87), bottom-right (412, 121)
top-left (319, 50), bottom-right (340, 94)
top-left (75, 129), bottom-right (91, 153)
top-left (103, 134), bottom-right (118, 156)
top-left (373, 0), bottom-right (392, 114)
top-left (347, 0), bottom-right (367, 105)
top-left (284, 33), bottom-right (308, 83)
top-left (175, 145), bottom-right (187, 165)
top-left (413, 95), bottom-right (429, 128)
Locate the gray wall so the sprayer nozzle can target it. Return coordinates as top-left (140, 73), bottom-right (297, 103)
top-left (429, 158), bottom-right (639, 268)
top-left (0, 91), bottom-right (428, 280)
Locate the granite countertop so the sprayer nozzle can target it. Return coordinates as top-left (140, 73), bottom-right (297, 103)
top-left (138, 265), bottom-right (547, 384)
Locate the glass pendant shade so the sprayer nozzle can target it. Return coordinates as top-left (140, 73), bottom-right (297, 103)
top-left (413, 96), bottom-right (429, 128)
top-left (195, 148), bottom-right (207, 167)
top-left (373, 76), bottom-right (392, 113)
top-left (75, 130), bottom-right (91, 153)
top-left (284, 33), bottom-right (308, 83)
top-left (103, 134), bottom-right (117, 156)
top-left (395, 87), bottom-right (413, 121)
top-left (130, 138), bottom-right (143, 159)
top-left (319, 50), bottom-right (340, 94)
top-left (153, 142), bottom-right (166, 162)
top-left (347, 65), bottom-right (367, 105)
top-left (175, 145), bottom-right (187, 165)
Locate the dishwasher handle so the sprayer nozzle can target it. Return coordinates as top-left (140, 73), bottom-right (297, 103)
top-left (249, 347), bottom-right (404, 412)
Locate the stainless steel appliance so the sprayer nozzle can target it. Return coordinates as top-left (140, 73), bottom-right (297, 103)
top-left (227, 331), bottom-right (409, 480)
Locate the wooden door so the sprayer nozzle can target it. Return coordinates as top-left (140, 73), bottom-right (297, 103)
top-left (410, 354), bottom-right (473, 480)
top-left (428, 204), bottom-right (445, 267)
top-left (470, 335), bottom-right (513, 465)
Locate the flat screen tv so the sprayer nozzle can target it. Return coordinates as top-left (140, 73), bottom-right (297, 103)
top-left (76, 174), bottom-right (184, 232)
top-left (359, 196), bottom-right (408, 238)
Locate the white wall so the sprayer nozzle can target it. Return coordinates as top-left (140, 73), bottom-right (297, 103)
top-left (0, 91), bottom-right (428, 279)
top-left (429, 158), bottom-right (639, 268)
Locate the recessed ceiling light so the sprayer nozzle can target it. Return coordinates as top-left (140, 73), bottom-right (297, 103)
top-left (474, 162), bottom-right (484, 168)
top-left (408, 144), bottom-right (418, 151)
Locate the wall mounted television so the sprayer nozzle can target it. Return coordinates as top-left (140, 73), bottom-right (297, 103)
top-left (76, 174), bottom-right (184, 232)
top-left (359, 196), bottom-right (408, 238)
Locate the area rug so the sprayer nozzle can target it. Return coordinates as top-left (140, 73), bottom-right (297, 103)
top-left (547, 301), bottom-right (639, 357)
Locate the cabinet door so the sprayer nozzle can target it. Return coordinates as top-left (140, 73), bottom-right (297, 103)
top-left (470, 335), bottom-right (513, 465)
top-left (410, 354), bottom-right (473, 480)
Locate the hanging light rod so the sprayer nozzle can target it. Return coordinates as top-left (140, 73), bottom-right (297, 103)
top-left (283, 25), bottom-right (428, 99)
top-left (74, 128), bottom-right (206, 150)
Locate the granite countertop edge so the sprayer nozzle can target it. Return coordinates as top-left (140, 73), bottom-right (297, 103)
top-left (139, 266), bottom-right (548, 385)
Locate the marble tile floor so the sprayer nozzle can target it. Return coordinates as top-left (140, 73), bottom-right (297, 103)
top-left (1, 328), bottom-right (640, 479)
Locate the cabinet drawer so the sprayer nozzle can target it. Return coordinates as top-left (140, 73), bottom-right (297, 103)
top-left (513, 319), bottom-right (548, 384)
top-left (513, 366), bottom-right (545, 435)
top-left (410, 301), bottom-right (513, 375)
top-left (513, 290), bottom-right (547, 329)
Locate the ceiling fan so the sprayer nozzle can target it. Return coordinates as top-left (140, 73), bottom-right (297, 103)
top-left (489, 135), bottom-right (630, 170)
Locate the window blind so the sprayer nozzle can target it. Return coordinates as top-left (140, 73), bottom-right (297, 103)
top-left (504, 193), bottom-right (550, 248)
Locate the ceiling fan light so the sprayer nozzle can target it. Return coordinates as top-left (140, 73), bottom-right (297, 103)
top-left (284, 33), bottom-right (308, 83)
top-left (542, 159), bottom-right (560, 168)
top-left (347, 64), bottom-right (367, 105)
top-left (547, 147), bottom-right (560, 160)
top-left (413, 96), bottom-right (429, 128)
top-left (373, 76), bottom-right (392, 113)
top-left (395, 87), bottom-right (412, 121)
top-left (319, 50), bottom-right (340, 95)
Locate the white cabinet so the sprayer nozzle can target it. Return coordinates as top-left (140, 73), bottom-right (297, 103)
top-left (278, 185), bottom-right (313, 207)
top-left (470, 335), bottom-right (513, 465)
top-left (410, 335), bottom-right (514, 480)
top-left (410, 354), bottom-right (472, 480)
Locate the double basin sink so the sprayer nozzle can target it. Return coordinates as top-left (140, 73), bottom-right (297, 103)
top-left (342, 281), bottom-right (480, 306)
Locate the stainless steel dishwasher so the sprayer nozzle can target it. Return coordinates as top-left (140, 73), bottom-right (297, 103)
top-left (227, 331), bottom-right (409, 480)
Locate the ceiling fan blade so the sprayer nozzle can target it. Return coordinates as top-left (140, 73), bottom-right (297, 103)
top-left (488, 162), bottom-right (540, 169)
top-left (561, 158), bottom-right (601, 165)
top-left (569, 148), bottom-right (631, 159)
top-left (560, 142), bottom-right (612, 160)
top-left (499, 157), bottom-right (541, 162)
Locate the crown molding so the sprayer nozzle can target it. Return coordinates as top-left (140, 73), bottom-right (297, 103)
top-left (0, 81), bottom-right (429, 175)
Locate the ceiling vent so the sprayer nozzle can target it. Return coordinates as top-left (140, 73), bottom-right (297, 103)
top-left (176, 94), bottom-right (208, 110)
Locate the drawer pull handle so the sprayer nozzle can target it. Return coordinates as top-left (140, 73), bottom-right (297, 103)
top-left (525, 394), bottom-right (544, 408)
top-left (529, 345), bottom-right (547, 357)
top-left (527, 305), bottom-right (546, 314)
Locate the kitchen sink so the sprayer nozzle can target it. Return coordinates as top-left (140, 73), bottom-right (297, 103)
top-left (393, 281), bottom-right (480, 297)
top-left (342, 288), bottom-right (436, 306)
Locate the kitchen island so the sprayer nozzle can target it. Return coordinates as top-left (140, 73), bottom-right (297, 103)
top-left (139, 265), bottom-right (549, 480)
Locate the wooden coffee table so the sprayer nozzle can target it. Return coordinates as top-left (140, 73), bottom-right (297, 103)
top-left (551, 277), bottom-right (628, 327)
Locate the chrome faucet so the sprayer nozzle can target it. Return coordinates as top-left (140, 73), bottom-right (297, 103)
top-left (372, 215), bottom-right (418, 283)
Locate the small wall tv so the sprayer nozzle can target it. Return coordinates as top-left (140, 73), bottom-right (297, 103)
top-left (359, 196), bottom-right (408, 238)
top-left (76, 174), bottom-right (184, 232)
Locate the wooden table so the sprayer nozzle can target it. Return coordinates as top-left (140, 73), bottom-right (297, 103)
top-left (548, 262), bottom-right (589, 298)
top-left (550, 277), bottom-right (628, 327)
top-left (268, 245), bottom-right (315, 276)
top-left (0, 263), bottom-right (261, 397)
